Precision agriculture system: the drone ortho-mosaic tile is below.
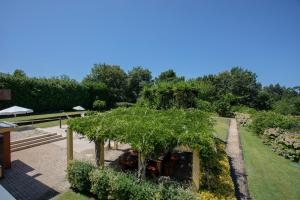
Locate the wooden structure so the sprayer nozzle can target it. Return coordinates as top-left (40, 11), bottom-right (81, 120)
top-left (66, 127), bottom-right (201, 191)
top-left (0, 122), bottom-right (16, 169)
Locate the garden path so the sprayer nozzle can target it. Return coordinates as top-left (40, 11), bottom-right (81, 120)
top-left (226, 119), bottom-right (251, 200)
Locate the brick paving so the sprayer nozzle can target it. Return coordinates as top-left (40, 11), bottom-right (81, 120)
top-left (0, 132), bottom-right (130, 200)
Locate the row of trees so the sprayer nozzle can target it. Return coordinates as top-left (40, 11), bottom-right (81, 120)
top-left (1, 65), bottom-right (299, 115)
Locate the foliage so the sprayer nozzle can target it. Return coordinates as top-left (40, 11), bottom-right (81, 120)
top-left (272, 96), bottom-right (300, 116)
top-left (155, 69), bottom-right (184, 83)
top-left (83, 64), bottom-right (128, 103)
top-left (198, 67), bottom-right (263, 109)
top-left (73, 162), bottom-right (196, 200)
top-left (200, 141), bottom-right (236, 199)
top-left (67, 160), bottom-right (96, 194)
top-left (139, 80), bottom-right (215, 110)
top-left (213, 94), bottom-right (235, 117)
top-left (196, 99), bottom-right (215, 112)
top-left (231, 105), bottom-right (257, 115)
top-left (251, 111), bottom-right (300, 135)
top-left (0, 72), bottom-right (102, 112)
top-left (127, 67), bottom-right (152, 102)
top-left (115, 102), bottom-right (134, 108)
top-left (92, 100), bottom-right (106, 111)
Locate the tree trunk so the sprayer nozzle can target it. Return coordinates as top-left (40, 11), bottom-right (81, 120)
top-left (138, 151), bottom-right (146, 180)
top-left (95, 138), bottom-right (105, 168)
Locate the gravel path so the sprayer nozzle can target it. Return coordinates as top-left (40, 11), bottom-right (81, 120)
top-left (226, 119), bottom-right (251, 200)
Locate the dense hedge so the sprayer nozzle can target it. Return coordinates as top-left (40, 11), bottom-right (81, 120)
top-left (0, 74), bottom-right (108, 112)
top-left (138, 81), bottom-right (215, 110)
top-left (67, 160), bottom-right (96, 193)
top-left (250, 111), bottom-right (300, 135)
top-left (67, 161), bottom-right (196, 200)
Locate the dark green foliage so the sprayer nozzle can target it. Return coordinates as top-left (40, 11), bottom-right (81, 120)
top-left (251, 111), bottom-right (300, 135)
top-left (198, 67), bottom-right (266, 110)
top-left (90, 169), bottom-right (111, 199)
top-left (71, 162), bottom-right (196, 200)
top-left (139, 80), bottom-right (214, 110)
top-left (127, 67), bottom-right (152, 102)
top-left (93, 100), bottom-right (106, 111)
top-left (213, 94), bottom-right (235, 117)
top-left (155, 69), bottom-right (184, 83)
top-left (196, 99), bottom-right (215, 112)
top-left (115, 102), bottom-right (134, 108)
top-left (67, 160), bottom-right (96, 194)
top-left (0, 73), bottom-right (105, 112)
top-left (272, 96), bottom-right (300, 115)
top-left (83, 64), bottom-right (128, 103)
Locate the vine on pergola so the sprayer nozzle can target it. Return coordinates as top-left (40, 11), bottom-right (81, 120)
top-left (67, 107), bottom-right (215, 180)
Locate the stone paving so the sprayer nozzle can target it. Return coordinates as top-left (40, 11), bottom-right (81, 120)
top-left (226, 119), bottom-right (251, 200)
top-left (0, 126), bottom-right (130, 200)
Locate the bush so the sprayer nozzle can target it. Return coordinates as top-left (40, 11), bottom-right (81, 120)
top-left (115, 102), bottom-right (134, 108)
top-left (196, 99), bottom-right (215, 112)
top-left (139, 80), bottom-right (214, 109)
top-left (68, 161), bottom-right (197, 200)
top-left (67, 160), bottom-right (96, 194)
top-left (0, 73), bottom-right (108, 112)
top-left (93, 100), bottom-right (106, 111)
top-left (90, 169), bottom-right (111, 199)
top-left (251, 111), bottom-right (300, 135)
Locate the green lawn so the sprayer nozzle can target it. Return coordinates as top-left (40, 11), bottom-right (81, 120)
top-left (54, 191), bottom-right (90, 200)
top-left (1, 111), bottom-right (80, 129)
top-left (214, 117), bottom-right (230, 142)
top-left (1, 111), bottom-right (81, 122)
top-left (240, 127), bottom-right (300, 200)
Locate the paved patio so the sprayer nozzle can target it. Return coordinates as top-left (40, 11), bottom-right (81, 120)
top-left (0, 126), bottom-right (130, 200)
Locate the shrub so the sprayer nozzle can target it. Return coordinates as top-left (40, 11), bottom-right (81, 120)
top-left (161, 184), bottom-right (196, 200)
top-left (109, 170), bottom-right (135, 200)
top-left (139, 80), bottom-right (215, 109)
top-left (251, 111), bottom-right (300, 135)
top-left (196, 99), bottom-right (215, 113)
top-left (93, 100), bottom-right (106, 111)
top-left (115, 102), bottom-right (134, 108)
top-left (130, 181), bottom-right (161, 200)
top-left (90, 169), bottom-right (111, 199)
top-left (69, 163), bottom-right (197, 200)
top-left (67, 160), bottom-right (96, 194)
top-left (0, 73), bottom-right (108, 112)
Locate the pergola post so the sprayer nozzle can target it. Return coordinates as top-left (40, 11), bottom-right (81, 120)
top-left (100, 138), bottom-right (105, 168)
top-left (95, 138), bottom-right (105, 168)
top-left (192, 148), bottom-right (200, 192)
top-left (113, 141), bottom-right (118, 150)
top-left (67, 127), bottom-right (73, 162)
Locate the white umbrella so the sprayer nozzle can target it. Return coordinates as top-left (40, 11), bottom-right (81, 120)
top-left (0, 106), bottom-right (33, 117)
top-left (73, 106), bottom-right (85, 111)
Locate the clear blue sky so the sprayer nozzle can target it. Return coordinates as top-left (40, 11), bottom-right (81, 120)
top-left (1, 0), bottom-right (299, 87)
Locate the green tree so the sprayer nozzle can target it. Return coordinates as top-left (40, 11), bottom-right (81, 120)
top-left (83, 64), bottom-right (128, 103)
top-left (13, 69), bottom-right (26, 78)
top-left (155, 69), bottom-right (184, 83)
top-left (127, 67), bottom-right (152, 102)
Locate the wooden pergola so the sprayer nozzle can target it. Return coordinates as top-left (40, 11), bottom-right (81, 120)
top-left (66, 128), bottom-right (201, 191)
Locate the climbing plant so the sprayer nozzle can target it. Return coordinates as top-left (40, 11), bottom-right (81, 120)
top-left (68, 107), bottom-right (215, 180)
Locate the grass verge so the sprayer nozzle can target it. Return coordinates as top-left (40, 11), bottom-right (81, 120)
top-left (240, 126), bottom-right (300, 200)
top-left (54, 191), bottom-right (90, 200)
top-left (214, 117), bottom-right (230, 142)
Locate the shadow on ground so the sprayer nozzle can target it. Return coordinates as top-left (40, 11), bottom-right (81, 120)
top-left (0, 160), bottom-right (59, 200)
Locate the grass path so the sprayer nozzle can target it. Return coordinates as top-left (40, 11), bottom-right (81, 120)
top-left (213, 117), bottom-right (230, 142)
top-left (240, 127), bottom-right (300, 200)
